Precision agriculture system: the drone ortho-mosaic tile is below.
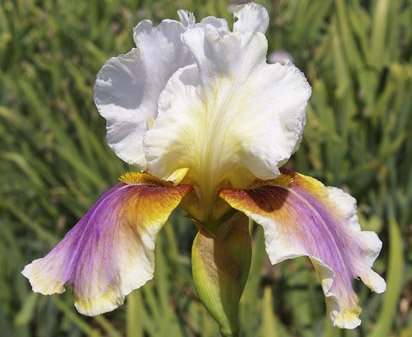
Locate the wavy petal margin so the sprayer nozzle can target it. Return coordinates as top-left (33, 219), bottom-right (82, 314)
top-left (219, 170), bottom-right (385, 328)
top-left (94, 12), bottom-right (229, 169)
top-left (22, 173), bottom-right (192, 316)
top-left (94, 18), bottom-right (193, 168)
top-left (144, 22), bottom-right (311, 196)
top-left (233, 2), bottom-right (269, 34)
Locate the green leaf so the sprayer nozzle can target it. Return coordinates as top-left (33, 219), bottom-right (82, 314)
top-left (369, 218), bottom-right (403, 337)
top-left (15, 293), bottom-right (38, 325)
top-left (370, 0), bottom-right (389, 69)
top-left (260, 287), bottom-right (279, 337)
top-left (126, 290), bottom-right (144, 337)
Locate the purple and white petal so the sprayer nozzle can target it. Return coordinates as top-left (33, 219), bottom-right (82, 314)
top-left (219, 170), bottom-right (385, 329)
top-left (22, 173), bottom-right (191, 316)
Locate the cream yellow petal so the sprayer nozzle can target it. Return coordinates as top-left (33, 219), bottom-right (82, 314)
top-left (144, 25), bottom-right (310, 216)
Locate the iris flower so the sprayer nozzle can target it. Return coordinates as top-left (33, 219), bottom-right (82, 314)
top-left (22, 3), bottom-right (385, 335)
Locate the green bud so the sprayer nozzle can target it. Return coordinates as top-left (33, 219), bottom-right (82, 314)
top-left (192, 213), bottom-right (252, 337)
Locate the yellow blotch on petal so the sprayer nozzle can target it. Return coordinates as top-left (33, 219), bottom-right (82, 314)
top-left (268, 171), bottom-right (294, 187)
top-left (21, 264), bottom-right (66, 295)
top-left (119, 172), bottom-right (172, 186)
top-left (166, 167), bottom-right (190, 184)
top-left (285, 170), bottom-right (331, 197)
top-left (74, 286), bottom-right (123, 316)
top-left (249, 170), bottom-right (294, 189)
top-left (332, 306), bottom-right (362, 329)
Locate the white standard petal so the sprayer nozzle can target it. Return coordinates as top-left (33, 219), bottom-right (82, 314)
top-left (233, 3), bottom-right (269, 34)
top-left (144, 25), bottom-right (311, 218)
top-left (94, 19), bottom-right (193, 168)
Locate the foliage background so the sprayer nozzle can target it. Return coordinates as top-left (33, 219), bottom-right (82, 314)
top-left (1, 0), bottom-right (411, 336)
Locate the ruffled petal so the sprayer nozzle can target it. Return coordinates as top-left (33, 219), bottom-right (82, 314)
top-left (94, 19), bottom-right (193, 167)
top-left (219, 170), bottom-right (385, 329)
top-left (177, 10), bottom-right (195, 27)
top-left (144, 24), bottom-right (311, 205)
top-left (199, 16), bottom-right (229, 30)
top-left (22, 173), bottom-right (192, 316)
top-left (233, 3), bottom-right (269, 34)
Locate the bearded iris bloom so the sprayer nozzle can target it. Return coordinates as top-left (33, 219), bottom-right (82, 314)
top-left (22, 3), bottom-right (385, 335)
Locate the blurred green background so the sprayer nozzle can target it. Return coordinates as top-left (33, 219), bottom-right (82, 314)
top-left (1, 0), bottom-right (411, 336)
